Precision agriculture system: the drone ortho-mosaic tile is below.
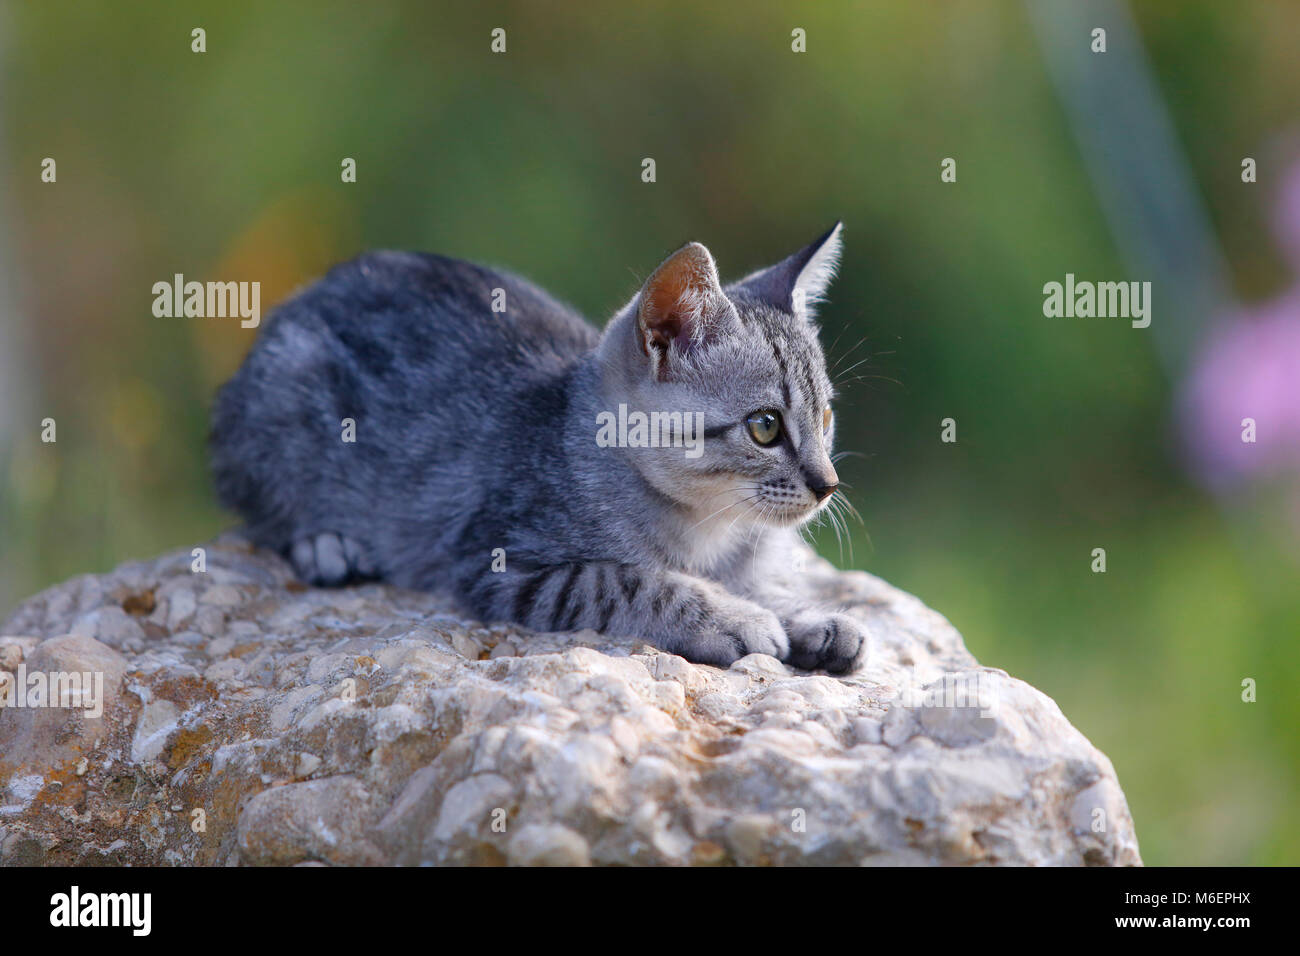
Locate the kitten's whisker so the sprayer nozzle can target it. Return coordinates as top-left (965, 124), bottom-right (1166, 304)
top-left (831, 500), bottom-right (847, 566)
top-left (749, 522), bottom-right (768, 580)
top-left (748, 501), bottom-right (775, 546)
top-left (685, 491), bottom-right (764, 535)
top-left (832, 355), bottom-right (878, 384)
top-left (811, 494), bottom-right (842, 565)
top-left (831, 492), bottom-right (872, 555)
top-left (826, 326), bottom-right (850, 361)
top-left (830, 335), bottom-right (873, 372)
top-left (835, 500), bottom-right (854, 565)
top-left (695, 485), bottom-right (761, 507)
top-left (722, 509), bottom-right (750, 543)
top-left (834, 492), bottom-right (864, 526)
top-left (835, 373), bottom-right (903, 390)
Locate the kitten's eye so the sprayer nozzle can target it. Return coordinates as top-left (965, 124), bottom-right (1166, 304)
top-left (823, 408), bottom-right (833, 433)
top-left (745, 410), bottom-right (782, 447)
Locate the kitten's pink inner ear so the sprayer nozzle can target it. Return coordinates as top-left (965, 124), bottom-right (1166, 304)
top-left (638, 243), bottom-right (720, 356)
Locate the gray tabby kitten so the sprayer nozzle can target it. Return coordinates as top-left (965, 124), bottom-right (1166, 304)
top-left (210, 224), bottom-right (866, 672)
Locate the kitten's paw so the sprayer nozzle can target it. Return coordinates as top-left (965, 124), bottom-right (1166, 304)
top-left (681, 605), bottom-right (789, 669)
top-left (729, 606), bottom-right (790, 661)
top-left (784, 611), bottom-right (866, 674)
top-left (289, 533), bottom-right (375, 586)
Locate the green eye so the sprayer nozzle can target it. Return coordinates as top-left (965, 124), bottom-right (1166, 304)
top-left (745, 410), bottom-right (782, 446)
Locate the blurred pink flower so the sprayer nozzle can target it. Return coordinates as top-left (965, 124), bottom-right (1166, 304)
top-left (1182, 162), bottom-right (1300, 490)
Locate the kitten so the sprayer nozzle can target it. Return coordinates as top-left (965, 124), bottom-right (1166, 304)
top-left (210, 224), bottom-right (866, 672)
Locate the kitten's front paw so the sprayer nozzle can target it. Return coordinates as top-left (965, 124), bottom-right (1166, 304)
top-left (784, 611), bottom-right (866, 674)
top-left (683, 604), bottom-right (789, 669)
top-left (730, 607), bottom-right (790, 662)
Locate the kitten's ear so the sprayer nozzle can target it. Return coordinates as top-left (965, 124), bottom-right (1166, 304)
top-left (636, 241), bottom-right (729, 375)
top-left (729, 221), bottom-right (843, 318)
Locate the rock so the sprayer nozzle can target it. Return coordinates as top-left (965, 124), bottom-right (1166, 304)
top-left (69, 606), bottom-right (145, 651)
top-left (0, 639), bottom-right (26, 671)
top-left (0, 534), bottom-right (1141, 866)
top-left (507, 823), bottom-right (591, 866)
top-left (236, 777), bottom-right (384, 866)
top-left (0, 634), bottom-right (130, 780)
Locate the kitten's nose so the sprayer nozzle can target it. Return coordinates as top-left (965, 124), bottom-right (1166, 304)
top-left (805, 463), bottom-right (839, 502)
top-left (809, 481), bottom-right (838, 502)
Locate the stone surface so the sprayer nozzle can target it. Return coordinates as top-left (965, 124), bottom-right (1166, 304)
top-left (0, 535), bottom-right (1141, 866)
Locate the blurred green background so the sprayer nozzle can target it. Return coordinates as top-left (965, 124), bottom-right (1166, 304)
top-left (1, 0), bottom-right (1296, 865)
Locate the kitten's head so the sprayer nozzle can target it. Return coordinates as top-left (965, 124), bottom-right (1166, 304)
top-left (597, 224), bottom-right (845, 533)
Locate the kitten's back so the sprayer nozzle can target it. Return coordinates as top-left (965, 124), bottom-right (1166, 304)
top-left (298, 250), bottom-right (596, 379)
top-left (209, 250), bottom-right (599, 564)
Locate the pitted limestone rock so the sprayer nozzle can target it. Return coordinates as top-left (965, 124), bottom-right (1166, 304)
top-left (0, 535), bottom-right (1141, 866)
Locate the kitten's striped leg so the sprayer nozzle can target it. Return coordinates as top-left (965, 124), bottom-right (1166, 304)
top-left (475, 562), bottom-right (789, 669)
